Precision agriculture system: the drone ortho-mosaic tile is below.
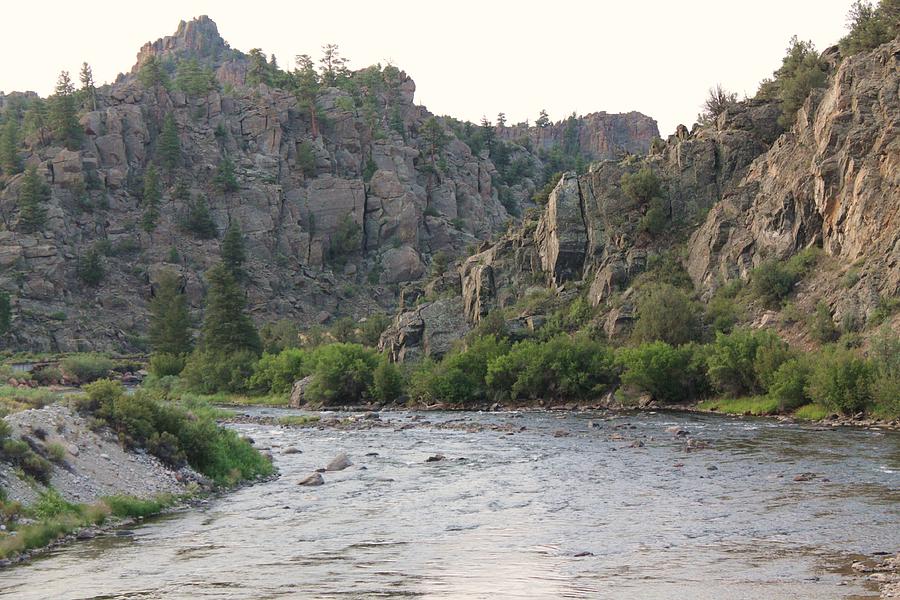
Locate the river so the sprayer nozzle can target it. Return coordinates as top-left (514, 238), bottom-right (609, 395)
top-left (1, 409), bottom-right (898, 599)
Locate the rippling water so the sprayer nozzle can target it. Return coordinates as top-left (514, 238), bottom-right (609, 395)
top-left (2, 410), bottom-right (898, 599)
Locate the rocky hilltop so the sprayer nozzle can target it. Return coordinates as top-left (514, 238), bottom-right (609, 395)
top-left (0, 17), bottom-right (658, 352)
top-left (382, 35), bottom-right (899, 360)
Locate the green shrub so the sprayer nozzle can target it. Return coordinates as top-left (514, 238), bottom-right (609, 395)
top-left (78, 379), bottom-right (271, 484)
top-left (808, 301), bottom-right (838, 343)
top-left (76, 248), bottom-right (105, 286)
top-left (104, 494), bottom-right (171, 518)
top-left (757, 36), bottom-right (829, 127)
top-left (616, 341), bottom-right (708, 403)
top-left (372, 355), bottom-right (403, 403)
top-left (46, 442), bottom-right (67, 463)
top-left (1, 439), bottom-right (52, 483)
top-left (486, 335), bottom-right (615, 402)
top-left (249, 348), bottom-right (311, 394)
top-left (409, 335), bottom-right (510, 406)
top-left (869, 327), bottom-right (900, 417)
top-left (149, 353), bottom-right (186, 377)
top-left (181, 349), bottom-right (259, 394)
top-left (806, 347), bottom-right (872, 414)
top-left (631, 283), bottom-right (701, 346)
top-left (60, 353), bottom-right (114, 383)
top-left (839, 0), bottom-right (898, 56)
top-left (31, 488), bottom-right (79, 520)
top-left (620, 166), bottom-right (662, 205)
top-left (706, 328), bottom-right (790, 396)
top-left (638, 198), bottom-right (668, 235)
top-left (304, 343), bottom-right (380, 406)
top-left (768, 358), bottom-right (812, 410)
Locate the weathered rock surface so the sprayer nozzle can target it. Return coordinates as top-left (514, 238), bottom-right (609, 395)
top-left (0, 17), bottom-right (657, 352)
top-left (688, 37), bottom-right (900, 323)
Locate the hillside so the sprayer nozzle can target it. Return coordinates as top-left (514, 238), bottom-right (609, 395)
top-left (0, 16), bottom-right (657, 353)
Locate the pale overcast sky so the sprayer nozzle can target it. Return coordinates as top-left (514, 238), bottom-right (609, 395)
top-left (2, 0), bottom-right (853, 136)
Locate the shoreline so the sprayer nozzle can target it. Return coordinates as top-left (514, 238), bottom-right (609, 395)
top-left (220, 399), bottom-right (900, 433)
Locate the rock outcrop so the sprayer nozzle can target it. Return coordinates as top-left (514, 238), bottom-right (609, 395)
top-left (0, 17), bottom-right (660, 352)
top-left (688, 37), bottom-right (900, 323)
top-left (498, 111), bottom-right (659, 159)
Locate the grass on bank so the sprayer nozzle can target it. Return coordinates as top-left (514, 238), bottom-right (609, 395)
top-left (794, 403), bottom-right (830, 421)
top-left (0, 488), bottom-right (182, 559)
top-left (697, 396), bottom-right (780, 416)
top-left (277, 415), bottom-right (320, 427)
top-left (0, 385), bottom-right (64, 414)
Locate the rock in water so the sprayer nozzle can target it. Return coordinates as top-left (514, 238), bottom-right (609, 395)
top-left (425, 454), bottom-right (445, 462)
top-left (298, 473), bottom-right (324, 486)
top-left (325, 453), bottom-right (352, 471)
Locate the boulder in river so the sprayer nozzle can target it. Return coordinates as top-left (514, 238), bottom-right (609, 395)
top-left (325, 453), bottom-right (352, 471)
top-left (425, 454), bottom-right (445, 462)
top-left (298, 473), bottom-right (325, 486)
top-left (283, 447), bottom-right (303, 455)
top-left (290, 376), bottom-right (314, 408)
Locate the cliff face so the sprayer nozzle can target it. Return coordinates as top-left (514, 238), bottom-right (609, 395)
top-left (0, 17), bottom-right (658, 352)
top-left (498, 112), bottom-right (660, 160)
top-left (687, 37), bottom-right (900, 323)
top-left (382, 36), bottom-right (899, 359)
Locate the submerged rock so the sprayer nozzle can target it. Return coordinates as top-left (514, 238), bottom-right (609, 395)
top-left (297, 473), bottom-right (325, 486)
top-left (325, 453), bottom-right (352, 471)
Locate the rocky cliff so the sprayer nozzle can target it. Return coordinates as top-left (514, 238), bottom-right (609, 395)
top-left (498, 111), bottom-right (660, 160)
top-left (0, 17), bottom-right (658, 352)
top-left (382, 36), bottom-right (899, 359)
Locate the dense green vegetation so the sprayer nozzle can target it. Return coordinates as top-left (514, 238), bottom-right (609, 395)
top-left (757, 37), bottom-right (829, 127)
top-left (76, 379), bottom-right (271, 483)
top-left (839, 0), bottom-right (899, 55)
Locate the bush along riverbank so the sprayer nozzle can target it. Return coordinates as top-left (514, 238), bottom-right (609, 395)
top-left (144, 320), bottom-right (899, 430)
top-left (0, 379), bottom-right (274, 565)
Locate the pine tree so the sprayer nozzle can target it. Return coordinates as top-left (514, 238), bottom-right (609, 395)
top-left (174, 58), bottom-right (215, 97)
top-left (246, 49), bottom-right (272, 87)
top-left (480, 116), bottom-right (496, 156)
top-left (197, 263), bottom-right (260, 355)
top-left (17, 165), bottom-right (49, 232)
top-left (138, 55), bottom-right (168, 89)
top-left (158, 113), bottom-right (180, 173)
top-left (49, 71), bottom-right (82, 150)
top-left (221, 220), bottom-right (246, 279)
top-left (422, 117), bottom-right (447, 168)
top-left (214, 155), bottom-right (238, 192)
top-left (23, 100), bottom-right (49, 146)
top-left (0, 119), bottom-right (21, 176)
top-left (149, 270), bottom-right (192, 356)
top-left (76, 246), bottom-right (104, 286)
top-left (294, 54), bottom-right (320, 138)
top-left (183, 195), bottom-right (217, 239)
top-left (319, 44), bottom-right (348, 87)
top-left (496, 112), bottom-right (507, 128)
top-left (0, 291), bottom-right (10, 336)
top-left (536, 109), bottom-right (550, 128)
top-left (79, 62), bottom-right (96, 111)
top-left (141, 165), bottom-right (161, 232)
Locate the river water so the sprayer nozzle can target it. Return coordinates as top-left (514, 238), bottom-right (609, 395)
top-left (1, 409), bottom-right (898, 599)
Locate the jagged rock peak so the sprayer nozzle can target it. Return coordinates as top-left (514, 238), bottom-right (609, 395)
top-left (131, 15), bottom-right (232, 72)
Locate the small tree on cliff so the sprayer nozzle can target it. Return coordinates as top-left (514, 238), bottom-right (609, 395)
top-left (138, 55), bottom-right (168, 89)
top-left (149, 270), bottom-right (192, 357)
top-left (79, 62), bottom-right (97, 111)
top-left (422, 117), bottom-right (447, 169)
top-left (536, 109), bottom-right (550, 128)
top-left (17, 165), bottom-right (49, 232)
top-left (49, 71), bottom-right (82, 150)
top-left (23, 100), bottom-right (49, 147)
top-left (157, 114), bottom-right (181, 174)
top-left (0, 119), bottom-right (22, 176)
top-left (294, 54), bottom-right (320, 138)
top-left (141, 165), bottom-right (161, 233)
top-left (319, 43), bottom-right (349, 87)
top-left (0, 291), bottom-right (11, 336)
top-left (214, 155), bottom-right (238, 192)
top-left (221, 220), bottom-right (247, 279)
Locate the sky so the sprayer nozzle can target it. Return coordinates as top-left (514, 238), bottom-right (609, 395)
top-left (1, 0), bottom-right (853, 136)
